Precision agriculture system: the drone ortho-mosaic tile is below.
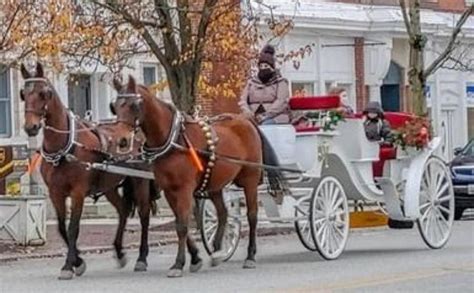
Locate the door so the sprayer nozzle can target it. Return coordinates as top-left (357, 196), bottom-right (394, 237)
top-left (68, 74), bottom-right (91, 118)
top-left (381, 85), bottom-right (400, 112)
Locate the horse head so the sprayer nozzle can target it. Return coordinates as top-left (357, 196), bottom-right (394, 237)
top-left (20, 62), bottom-right (55, 137)
top-left (110, 75), bottom-right (146, 154)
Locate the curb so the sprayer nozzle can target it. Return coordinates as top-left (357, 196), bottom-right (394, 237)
top-left (0, 226), bottom-right (294, 263)
top-left (1, 221), bottom-right (389, 264)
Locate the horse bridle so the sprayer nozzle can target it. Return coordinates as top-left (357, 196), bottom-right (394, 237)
top-left (113, 92), bottom-right (183, 161)
top-left (22, 77), bottom-right (51, 119)
top-left (22, 77), bottom-right (77, 166)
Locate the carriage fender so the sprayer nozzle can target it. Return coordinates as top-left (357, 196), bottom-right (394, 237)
top-left (403, 137), bottom-right (442, 219)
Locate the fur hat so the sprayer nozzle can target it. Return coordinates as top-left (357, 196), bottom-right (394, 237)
top-left (363, 101), bottom-right (384, 118)
top-left (258, 45), bottom-right (276, 68)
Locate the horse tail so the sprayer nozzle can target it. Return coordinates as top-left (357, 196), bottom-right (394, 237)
top-left (122, 177), bottom-right (136, 218)
top-left (252, 123), bottom-right (290, 197)
top-left (123, 177), bottom-right (161, 217)
top-left (149, 180), bottom-right (160, 216)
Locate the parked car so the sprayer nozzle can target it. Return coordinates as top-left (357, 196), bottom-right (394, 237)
top-left (450, 139), bottom-right (474, 220)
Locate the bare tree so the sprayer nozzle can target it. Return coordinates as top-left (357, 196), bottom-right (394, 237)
top-left (399, 0), bottom-right (473, 115)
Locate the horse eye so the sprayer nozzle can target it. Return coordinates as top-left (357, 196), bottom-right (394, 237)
top-left (109, 102), bottom-right (116, 115)
top-left (131, 100), bottom-right (142, 113)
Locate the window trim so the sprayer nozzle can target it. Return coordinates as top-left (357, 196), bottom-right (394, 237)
top-left (0, 66), bottom-right (12, 138)
top-left (290, 81), bottom-right (316, 97)
top-left (142, 63), bottom-right (160, 87)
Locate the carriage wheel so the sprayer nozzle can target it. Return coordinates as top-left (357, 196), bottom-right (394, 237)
top-left (200, 193), bottom-right (241, 262)
top-left (417, 156), bottom-right (454, 249)
top-left (310, 176), bottom-right (350, 260)
top-left (294, 195), bottom-right (317, 251)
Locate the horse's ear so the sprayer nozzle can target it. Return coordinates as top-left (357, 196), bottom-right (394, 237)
top-left (113, 77), bottom-right (122, 92)
top-left (127, 75), bottom-right (136, 92)
top-left (36, 62), bottom-right (44, 77)
top-left (20, 64), bottom-right (30, 79)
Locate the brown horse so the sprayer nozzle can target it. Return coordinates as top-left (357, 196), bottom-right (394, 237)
top-left (20, 63), bottom-right (157, 280)
top-left (110, 76), bottom-right (285, 277)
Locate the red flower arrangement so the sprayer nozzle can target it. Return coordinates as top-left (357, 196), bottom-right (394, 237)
top-left (393, 117), bottom-right (433, 150)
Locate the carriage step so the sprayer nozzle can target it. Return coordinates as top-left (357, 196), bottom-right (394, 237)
top-left (388, 218), bottom-right (414, 229)
top-left (375, 177), bottom-right (406, 221)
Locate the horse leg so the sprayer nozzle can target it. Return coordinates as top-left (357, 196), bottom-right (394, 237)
top-left (59, 192), bottom-right (86, 280)
top-left (133, 180), bottom-right (150, 272)
top-left (49, 192), bottom-right (68, 246)
top-left (187, 235), bottom-right (203, 273)
top-left (209, 191), bottom-right (228, 267)
top-left (165, 188), bottom-right (195, 278)
top-left (104, 189), bottom-right (128, 269)
top-left (242, 183), bottom-right (259, 269)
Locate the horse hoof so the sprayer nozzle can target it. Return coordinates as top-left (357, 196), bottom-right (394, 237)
top-left (75, 261), bottom-right (87, 276)
top-left (210, 250), bottom-right (226, 267)
top-left (242, 259), bottom-right (256, 269)
top-left (58, 270), bottom-right (74, 280)
top-left (116, 255), bottom-right (128, 269)
top-left (134, 261), bottom-right (148, 272)
top-left (167, 268), bottom-right (183, 278)
top-left (189, 260), bottom-right (203, 273)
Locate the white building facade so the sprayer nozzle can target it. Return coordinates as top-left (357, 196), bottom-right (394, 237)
top-left (0, 1), bottom-right (473, 161)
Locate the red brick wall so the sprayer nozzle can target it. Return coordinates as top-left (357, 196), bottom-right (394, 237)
top-left (354, 37), bottom-right (367, 111)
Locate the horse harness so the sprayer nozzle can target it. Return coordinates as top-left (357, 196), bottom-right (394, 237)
top-left (136, 101), bottom-right (218, 197)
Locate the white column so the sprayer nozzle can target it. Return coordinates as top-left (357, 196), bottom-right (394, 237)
top-left (459, 71), bottom-right (468, 146)
top-left (369, 83), bottom-right (382, 103)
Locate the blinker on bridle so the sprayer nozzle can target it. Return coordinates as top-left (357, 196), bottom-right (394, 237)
top-left (22, 77), bottom-right (51, 118)
top-left (112, 93), bottom-right (143, 155)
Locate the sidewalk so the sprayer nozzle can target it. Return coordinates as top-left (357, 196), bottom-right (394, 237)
top-left (0, 214), bottom-right (298, 263)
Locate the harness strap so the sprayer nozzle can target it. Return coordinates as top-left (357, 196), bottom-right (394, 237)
top-left (141, 111), bottom-right (183, 162)
top-left (41, 111), bottom-right (77, 166)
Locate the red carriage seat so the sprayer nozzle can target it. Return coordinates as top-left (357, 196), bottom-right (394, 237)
top-left (371, 112), bottom-right (414, 177)
top-left (289, 95), bottom-right (341, 110)
top-left (290, 96), bottom-right (340, 132)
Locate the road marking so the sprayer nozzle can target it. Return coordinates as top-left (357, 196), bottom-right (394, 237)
top-left (271, 263), bottom-right (474, 293)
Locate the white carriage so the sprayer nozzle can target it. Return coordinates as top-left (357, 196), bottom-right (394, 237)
top-left (200, 96), bottom-right (455, 261)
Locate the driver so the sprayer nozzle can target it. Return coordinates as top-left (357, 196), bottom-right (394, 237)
top-left (363, 101), bottom-right (393, 145)
top-left (239, 45), bottom-right (290, 125)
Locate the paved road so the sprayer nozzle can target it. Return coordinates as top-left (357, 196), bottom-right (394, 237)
top-left (1, 220), bottom-right (473, 293)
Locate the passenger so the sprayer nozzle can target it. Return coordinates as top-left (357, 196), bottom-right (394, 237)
top-left (328, 87), bottom-right (354, 117)
top-left (363, 101), bottom-right (393, 145)
top-left (239, 45), bottom-right (290, 125)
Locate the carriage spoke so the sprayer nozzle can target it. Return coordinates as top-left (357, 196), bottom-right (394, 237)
top-left (332, 197), bottom-right (344, 213)
top-left (436, 183), bottom-right (449, 200)
top-left (437, 194), bottom-right (451, 203)
top-left (204, 222), bottom-right (218, 235)
top-left (419, 201), bottom-right (431, 212)
top-left (433, 207), bottom-right (450, 229)
top-left (438, 204), bottom-right (451, 216)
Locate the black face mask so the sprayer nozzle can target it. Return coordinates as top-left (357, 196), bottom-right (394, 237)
top-left (258, 68), bottom-right (275, 84)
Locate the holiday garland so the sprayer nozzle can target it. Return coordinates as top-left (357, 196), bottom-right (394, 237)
top-left (392, 117), bottom-right (433, 150)
top-left (304, 109), bottom-right (346, 131)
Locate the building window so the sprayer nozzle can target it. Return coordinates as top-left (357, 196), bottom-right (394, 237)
top-left (466, 0), bottom-right (474, 6)
top-left (0, 66), bottom-right (11, 138)
top-left (468, 108), bottom-right (474, 140)
top-left (291, 82), bottom-right (314, 97)
top-left (143, 65), bottom-right (158, 86)
top-left (466, 83), bottom-right (474, 104)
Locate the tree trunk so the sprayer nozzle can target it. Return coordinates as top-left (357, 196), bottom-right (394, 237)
top-left (408, 45), bottom-right (426, 115)
top-left (407, 0), bottom-right (428, 116)
top-left (165, 65), bottom-right (197, 113)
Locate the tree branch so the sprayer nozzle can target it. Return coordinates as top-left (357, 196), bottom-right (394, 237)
top-left (399, 0), bottom-right (414, 38)
top-left (424, 4), bottom-right (474, 78)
